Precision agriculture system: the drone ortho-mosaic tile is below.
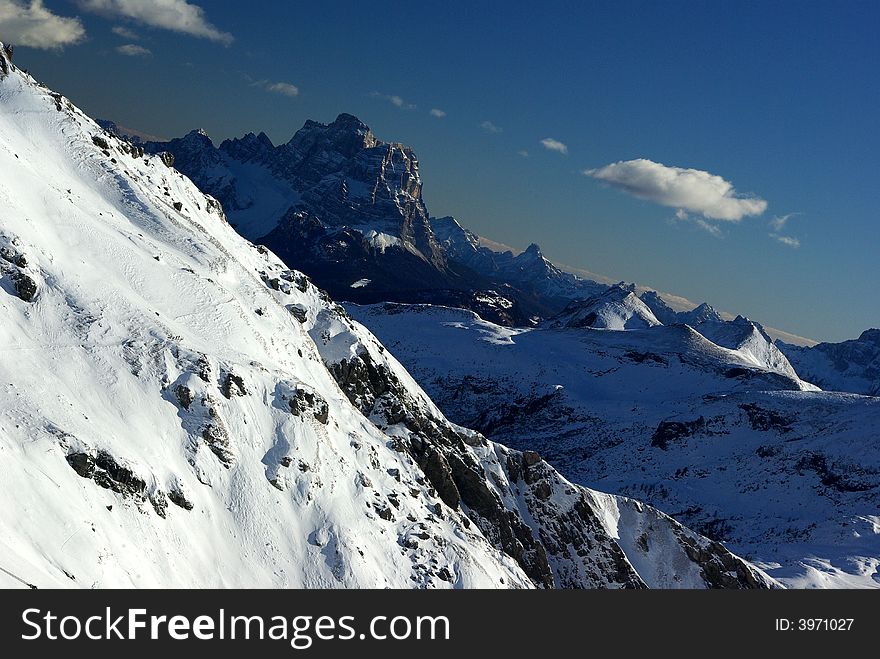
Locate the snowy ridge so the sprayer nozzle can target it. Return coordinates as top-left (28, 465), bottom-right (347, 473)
top-left (0, 45), bottom-right (770, 589)
top-left (545, 285), bottom-right (662, 330)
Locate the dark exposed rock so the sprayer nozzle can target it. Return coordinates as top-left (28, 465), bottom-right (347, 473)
top-left (13, 272), bottom-right (37, 302)
top-left (625, 350), bottom-right (667, 365)
top-left (168, 489), bottom-right (194, 510)
top-left (374, 504), bottom-right (394, 521)
top-left (172, 201), bottom-right (183, 212)
top-left (221, 372), bottom-right (247, 399)
top-left (288, 305), bottom-right (308, 323)
top-left (67, 450), bottom-right (148, 501)
top-left (0, 44), bottom-right (11, 75)
top-left (651, 417), bottom-right (706, 450)
top-left (202, 417), bottom-right (234, 467)
top-left (288, 387), bottom-right (330, 424)
top-left (93, 451), bottom-right (146, 497)
top-left (66, 452), bottom-right (95, 478)
top-left (327, 350), bottom-right (557, 588)
top-left (533, 481), bottom-right (552, 500)
top-left (795, 452), bottom-right (875, 493)
top-left (678, 534), bottom-right (769, 589)
top-left (159, 152), bottom-right (175, 168)
top-left (150, 491), bottom-right (168, 518)
top-left (522, 450), bottom-right (542, 466)
top-left (175, 385), bottom-right (193, 410)
top-left (92, 135), bottom-right (109, 150)
top-left (739, 403), bottom-right (794, 433)
top-left (417, 447), bottom-right (460, 509)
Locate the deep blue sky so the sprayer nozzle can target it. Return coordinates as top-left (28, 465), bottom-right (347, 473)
top-left (8, 1), bottom-right (879, 341)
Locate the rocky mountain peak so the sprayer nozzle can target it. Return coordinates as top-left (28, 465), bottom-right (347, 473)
top-left (284, 112), bottom-right (380, 163)
top-left (0, 42), bottom-right (11, 76)
top-left (858, 328), bottom-right (880, 346)
top-left (219, 130), bottom-right (274, 163)
top-left (522, 243), bottom-right (543, 259)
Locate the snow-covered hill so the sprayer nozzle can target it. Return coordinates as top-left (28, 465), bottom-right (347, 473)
top-left (346, 302), bottom-right (880, 587)
top-left (779, 330), bottom-right (880, 396)
top-left (545, 285), bottom-right (662, 330)
top-left (0, 44), bottom-right (770, 589)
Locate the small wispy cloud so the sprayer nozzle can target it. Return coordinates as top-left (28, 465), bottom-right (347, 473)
top-left (480, 120), bottom-right (502, 134)
top-left (265, 81), bottom-right (299, 97)
top-left (111, 25), bottom-right (139, 39)
top-left (769, 212), bottom-right (799, 232)
top-left (771, 234), bottom-right (800, 248)
top-left (76, 0), bottom-right (233, 45)
top-left (585, 158), bottom-right (767, 222)
top-left (0, 0), bottom-right (86, 49)
top-left (248, 78), bottom-right (299, 98)
top-left (116, 43), bottom-right (151, 56)
top-left (429, 108), bottom-right (446, 118)
top-left (370, 91), bottom-right (416, 110)
top-left (768, 213), bottom-right (801, 248)
top-left (540, 137), bottom-right (568, 155)
top-left (673, 209), bottom-right (724, 237)
top-left (517, 150), bottom-right (529, 158)
top-left (694, 218), bottom-right (723, 238)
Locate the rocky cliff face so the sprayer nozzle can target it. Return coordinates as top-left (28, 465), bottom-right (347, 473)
top-left (147, 114), bottom-right (446, 270)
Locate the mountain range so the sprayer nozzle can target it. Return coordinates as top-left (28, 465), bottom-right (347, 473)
top-left (346, 301), bottom-right (880, 587)
top-left (0, 42), bottom-right (775, 589)
top-left (3, 40), bottom-right (878, 589)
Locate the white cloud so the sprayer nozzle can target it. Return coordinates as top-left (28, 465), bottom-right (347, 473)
top-left (111, 25), bottom-right (139, 39)
top-left (429, 108), bottom-right (446, 118)
top-left (540, 137), bottom-right (568, 155)
top-left (694, 218), bottom-right (723, 237)
top-left (517, 150), bottom-right (529, 158)
top-left (265, 81), bottom-right (299, 97)
top-left (116, 43), bottom-right (151, 56)
top-left (769, 212), bottom-right (799, 232)
top-left (771, 234), bottom-right (800, 248)
top-left (250, 78), bottom-right (299, 98)
top-left (672, 208), bottom-right (723, 237)
top-left (585, 158), bottom-right (767, 221)
top-left (370, 91), bottom-right (416, 110)
top-left (480, 120), bottom-right (502, 134)
top-left (0, 0), bottom-right (85, 49)
top-left (76, 0), bottom-right (233, 45)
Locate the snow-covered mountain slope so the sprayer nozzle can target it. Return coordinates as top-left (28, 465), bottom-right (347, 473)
top-left (0, 46), bottom-right (770, 589)
top-left (346, 302), bottom-right (880, 587)
top-left (695, 316), bottom-right (806, 383)
top-left (545, 285), bottom-right (662, 330)
top-left (640, 291), bottom-right (724, 326)
top-left (779, 330), bottom-right (880, 396)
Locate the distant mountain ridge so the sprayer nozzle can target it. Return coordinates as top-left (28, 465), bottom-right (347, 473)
top-left (779, 329), bottom-right (880, 396)
top-left (137, 115), bottom-right (831, 349)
